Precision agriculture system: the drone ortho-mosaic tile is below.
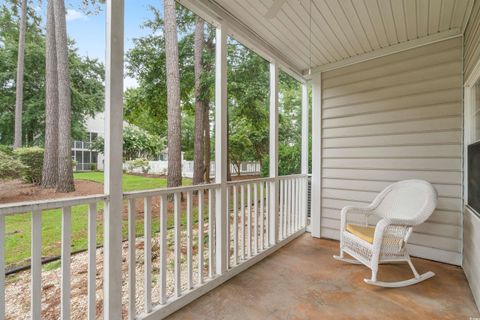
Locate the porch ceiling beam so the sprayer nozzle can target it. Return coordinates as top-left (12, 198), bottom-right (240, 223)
top-left (103, 0), bottom-right (124, 318)
top-left (304, 29), bottom-right (462, 76)
top-left (177, 0), bottom-right (306, 83)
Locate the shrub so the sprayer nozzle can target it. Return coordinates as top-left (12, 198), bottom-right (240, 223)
top-left (90, 163), bottom-right (97, 171)
top-left (13, 147), bottom-right (44, 184)
top-left (126, 158), bottom-right (150, 174)
top-left (0, 150), bottom-right (26, 180)
top-left (0, 145), bottom-right (13, 156)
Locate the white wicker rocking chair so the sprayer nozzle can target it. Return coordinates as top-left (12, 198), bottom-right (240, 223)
top-left (333, 179), bottom-right (438, 287)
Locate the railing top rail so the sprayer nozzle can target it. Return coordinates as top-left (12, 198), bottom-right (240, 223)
top-left (123, 183), bottom-right (221, 199)
top-left (0, 173), bottom-right (307, 215)
top-left (227, 176), bottom-right (274, 186)
top-left (0, 194), bottom-right (108, 216)
top-left (276, 174), bottom-right (308, 180)
top-left (226, 174), bottom-right (308, 186)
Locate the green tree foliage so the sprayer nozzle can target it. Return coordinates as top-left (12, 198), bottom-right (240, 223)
top-left (126, 4), bottom-right (304, 177)
top-left (0, 3), bottom-right (104, 146)
top-left (92, 125), bottom-right (165, 161)
top-left (125, 5), bottom-right (197, 138)
top-left (228, 40), bottom-right (270, 168)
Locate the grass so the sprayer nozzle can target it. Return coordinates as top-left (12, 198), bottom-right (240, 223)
top-left (5, 172), bottom-right (193, 271)
top-left (73, 171), bottom-right (191, 191)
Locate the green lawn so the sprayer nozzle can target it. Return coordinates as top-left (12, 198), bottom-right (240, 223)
top-left (73, 171), bottom-right (191, 191)
top-left (5, 173), bottom-right (194, 271)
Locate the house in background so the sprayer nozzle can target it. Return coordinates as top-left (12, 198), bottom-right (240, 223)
top-left (72, 113), bottom-right (105, 171)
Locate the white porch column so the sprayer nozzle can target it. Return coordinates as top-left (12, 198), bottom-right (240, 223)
top-left (269, 62), bottom-right (279, 245)
top-left (215, 23), bottom-right (228, 274)
top-left (311, 73), bottom-right (322, 238)
top-left (103, 1), bottom-right (124, 318)
top-left (301, 82), bottom-right (309, 226)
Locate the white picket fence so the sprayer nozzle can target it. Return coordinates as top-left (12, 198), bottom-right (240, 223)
top-left (125, 160), bottom-right (261, 178)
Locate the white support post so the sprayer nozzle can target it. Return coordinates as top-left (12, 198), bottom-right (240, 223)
top-left (311, 73), bottom-right (322, 238)
top-left (103, 1), bottom-right (124, 318)
top-left (215, 23), bottom-right (228, 275)
top-left (269, 62), bottom-right (279, 245)
top-left (301, 82), bottom-right (309, 227)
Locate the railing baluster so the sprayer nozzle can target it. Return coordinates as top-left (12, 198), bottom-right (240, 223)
top-left (128, 198), bottom-right (136, 319)
top-left (198, 191), bottom-right (204, 285)
top-left (292, 179), bottom-right (298, 233)
top-left (266, 182), bottom-right (270, 248)
top-left (247, 184), bottom-right (251, 258)
top-left (291, 179), bottom-right (298, 233)
top-left (88, 203), bottom-right (97, 320)
top-left (297, 178), bottom-right (301, 230)
top-left (291, 179), bottom-right (294, 233)
top-left (292, 179), bottom-right (296, 235)
top-left (144, 196), bottom-right (152, 312)
top-left (61, 206), bottom-right (72, 319)
top-left (240, 185), bottom-right (245, 261)
top-left (292, 179), bottom-right (296, 232)
top-left (233, 185), bottom-right (238, 265)
top-left (31, 210), bottom-right (41, 320)
top-left (279, 180), bottom-right (284, 240)
top-left (279, 180), bottom-right (288, 239)
top-left (208, 189), bottom-right (214, 278)
top-left (159, 194), bottom-right (167, 304)
top-left (281, 180), bottom-right (288, 238)
top-left (302, 177), bottom-right (307, 228)
top-left (0, 215), bottom-right (4, 320)
top-left (254, 183), bottom-right (258, 255)
top-left (187, 191), bottom-right (193, 289)
top-left (285, 179), bottom-right (293, 237)
top-left (174, 192), bottom-right (181, 297)
top-left (226, 187), bottom-right (230, 269)
top-left (260, 182), bottom-right (264, 251)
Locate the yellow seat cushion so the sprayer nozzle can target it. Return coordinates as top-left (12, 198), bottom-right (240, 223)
top-left (346, 224), bottom-right (375, 244)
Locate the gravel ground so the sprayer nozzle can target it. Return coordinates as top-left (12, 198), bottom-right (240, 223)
top-left (5, 224), bottom-right (211, 320)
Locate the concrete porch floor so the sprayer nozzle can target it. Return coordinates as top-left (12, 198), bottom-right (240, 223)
top-left (168, 234), bottom-right (480, 320)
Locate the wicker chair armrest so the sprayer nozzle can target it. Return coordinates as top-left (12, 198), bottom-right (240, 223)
top-left (370, 219), bottom-right (412, 264)
top-left (340, 206), bottom-right (375, 231)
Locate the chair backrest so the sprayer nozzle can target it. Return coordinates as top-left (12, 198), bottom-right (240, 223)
top-left (372, 180), bottom-right (437, 225)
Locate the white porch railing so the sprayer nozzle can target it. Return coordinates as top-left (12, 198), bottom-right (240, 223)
top-left (0, 174), bottom-right (306, 319)
top-left (0, 194), bottom-right (107, 320)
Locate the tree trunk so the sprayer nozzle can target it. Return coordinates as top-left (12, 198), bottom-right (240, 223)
top-left (164, 0), bottom-right (182, 188)
top-left (193, 17), bottom-right (205, 186)
top-left (13, 0), bottom-right (27, 149)
top-left (54, 0), bottom-right (74, 192)
top-left (42, 0), bottom-right (59, 188)
top-left (203, 98), bottom-right (210, 183)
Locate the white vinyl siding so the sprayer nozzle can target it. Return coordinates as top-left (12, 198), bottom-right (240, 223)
top-left (464, 207), bottom-right (480, 310)
top-left (464, 0), bottom-right (480, 81)
top-left (320, 37), bottom-right (463, 265)
top-left (464, 1), bottom-right (480, 309)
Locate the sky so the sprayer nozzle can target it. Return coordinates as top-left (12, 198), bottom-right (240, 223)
top-left (35, 0), bottom-right (164, 88)
top-left (66, 0), bottom-right (164, 88)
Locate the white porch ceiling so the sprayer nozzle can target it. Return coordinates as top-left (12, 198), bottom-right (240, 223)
top-left (214, 0), bottom-right (473, 75)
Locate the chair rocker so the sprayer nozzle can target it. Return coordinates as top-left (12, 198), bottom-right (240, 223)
top-left (333, 179), bottom-right (438, 288)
